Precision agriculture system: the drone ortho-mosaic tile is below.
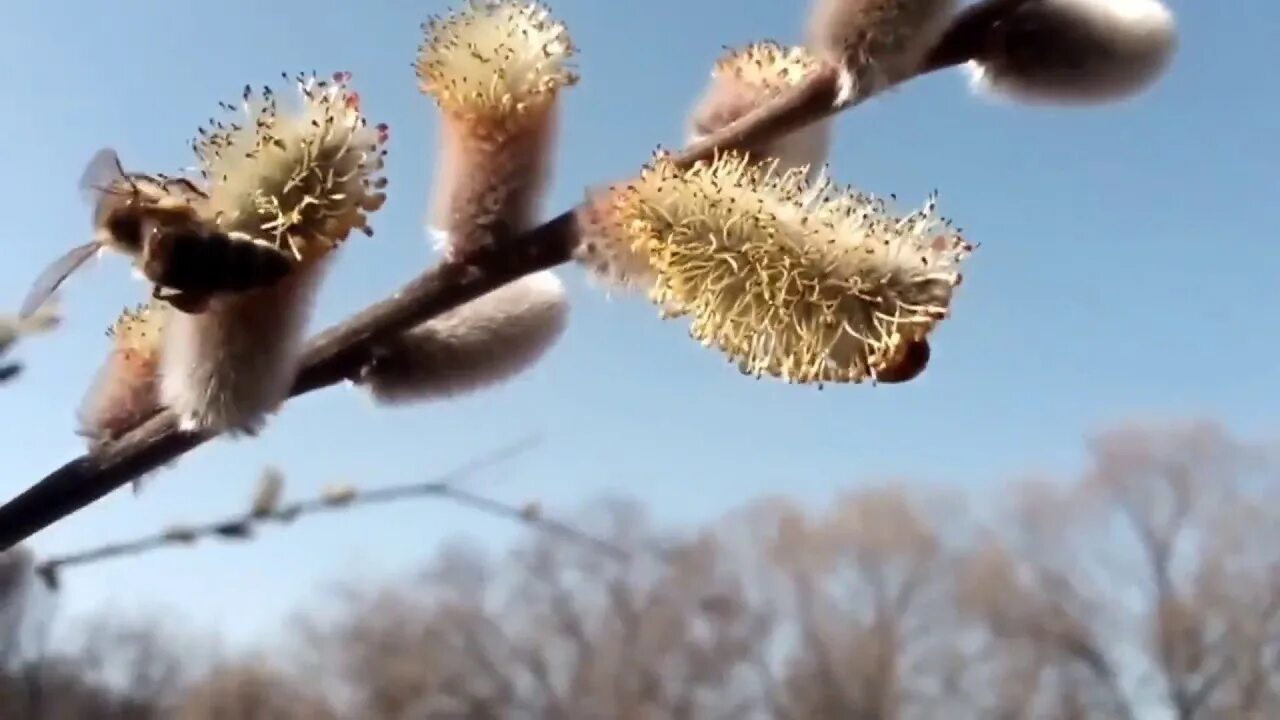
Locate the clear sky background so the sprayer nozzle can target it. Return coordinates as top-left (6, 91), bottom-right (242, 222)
top-left (0, 0), bottom-right (1274, 652)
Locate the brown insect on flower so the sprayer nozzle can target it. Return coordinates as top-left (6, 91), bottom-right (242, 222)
top-left (577, 151), bottom-right (972, 385)
top-left (18, 148), bottom-right (294, 320)
top-left (416, 0), bottom-right (578, 258)
top-left (161, 71), bottom-right (389, 434)
top-left (686, 41), bottom-right (833, 180)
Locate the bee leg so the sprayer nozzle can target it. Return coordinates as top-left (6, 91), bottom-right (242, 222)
top-left (168, 294), bottom-right (211, 314)
top-left (153, 286), bottom-right (210, 315)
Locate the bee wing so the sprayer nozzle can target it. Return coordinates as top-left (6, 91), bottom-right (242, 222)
top-left (159, 177), bottom-right (209, 202)
top-left (79, 148), bottom-right (128, 199)
top-left (19, 242), bottom-right (101, 319)
top-left (79, 148), bottom-right (135, 225)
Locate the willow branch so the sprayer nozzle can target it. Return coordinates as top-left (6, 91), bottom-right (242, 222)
top-left (0, 25), bottom-right (985, 549)
top-left (31, 435), bottom-right (625, 584)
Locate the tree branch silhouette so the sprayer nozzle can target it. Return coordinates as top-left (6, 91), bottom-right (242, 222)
top-left (32, 435), bottom-right (627, 586)
top-left (0, 0), bottom-right (1089, 548)
top-left (0, 60), bottom-right (854, 549)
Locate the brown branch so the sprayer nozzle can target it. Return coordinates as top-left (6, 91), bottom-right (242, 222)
top-left (0, 65), bottom-right (841, 550)
top-left (29, 435), bottom-right (624, 581)
top-left (0, 10), bottom-right (993, 549)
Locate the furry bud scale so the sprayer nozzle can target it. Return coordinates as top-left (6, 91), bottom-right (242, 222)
top-left (360, 270), bottom-right (568, 403)
top-left (966, 0), bottom-right (1177, 104)
top-left (807, 0), bottom-right (957, 104)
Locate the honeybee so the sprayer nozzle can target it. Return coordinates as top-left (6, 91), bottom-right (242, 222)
top-left (19, 148), bottom-right (295, 318)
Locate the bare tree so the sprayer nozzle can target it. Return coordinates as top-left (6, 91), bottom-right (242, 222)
top-left (12, 417), bottom-right (1280, 720)
top-left (172, 660), bottom-right (338, 720)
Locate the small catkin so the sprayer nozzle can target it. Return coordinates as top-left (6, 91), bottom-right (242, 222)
top-left (78, 301), bottom-right (168, 444)
top-left (355, 0), bottom-right (575, 404)
top-left (965, 0), bottom-right (1177, 104)
top-left (577, 151), bottom-right (972, 385)
top-left (161, 72), bottom-right (388, 433)
top-left (416, 0), bottom-right (578, 257)
top-left (160, 260), bottom-right (331, 434)
top-left (807, 0), bottom-right (957, 104)
top-left (361, 270), bottom-right (569, 403)
top-left (687, 42), bottom-right (833, 180)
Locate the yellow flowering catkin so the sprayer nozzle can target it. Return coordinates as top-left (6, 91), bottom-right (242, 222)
top-left (355, 0), bottom-right (575, 406)
top-left (578, 151), bottom-right (972, 384)
top-left (417, 0), bottom-right (577, 256)
top-left (687, 42), bottom-right (832, 179)
top-left (79, 301), bottom-right (168, 444)
top-left (161, 72), bottom-right (389, 433)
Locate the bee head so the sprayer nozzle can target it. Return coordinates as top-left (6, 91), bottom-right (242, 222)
top-left (102, 208), bottom-right (145, 253)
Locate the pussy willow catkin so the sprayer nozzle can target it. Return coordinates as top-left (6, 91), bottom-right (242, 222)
top-left (964, 0), bottom-right (1177, 104)
top-left (161, 72), bottom-right (388, 433)
top-left (416, 0), bottom-right (577, 257)
top-left (687, 42), bottom-right (832, 179)
top-left (360, 270), bottom-right (569, 403)
top-left (356, 0), bottom-right (576, 405)
top-left (578, 151), bottom-right (972, 385)
top-left (79, 301), bottom-right (167, 444)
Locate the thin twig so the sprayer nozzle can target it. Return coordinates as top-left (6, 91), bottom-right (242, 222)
top-left (0, 300), bottom-right (62, 388)
top-left (31, 434), bottom-right (626, 581)
top-left (0, 20), bottom-right (985, 549)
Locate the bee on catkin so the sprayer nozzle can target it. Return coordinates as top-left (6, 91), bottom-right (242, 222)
top-left (161, 72), bottom-right (389, 434)
top-left (416, 0), bottom-right (578, 258)
top-left (78, 301), bottom-right (168, 445)
top-left (359, 270), bottom-right (568, 403)
top-left (686, 42), bottom-right (833, 180)
top-left (807, 0), bottom-right (957, 104)
top-left (961, 0), bottom-right (1177, 104)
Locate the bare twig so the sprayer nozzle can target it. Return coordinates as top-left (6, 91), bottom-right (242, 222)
top-left (0, 18), bottom-right (988, 549)
top-left (0, 299), bottom-right (62, 388)
top-left (30, 434), bottom-right (624, 580)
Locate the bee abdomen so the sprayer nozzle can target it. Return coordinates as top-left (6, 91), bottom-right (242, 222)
top-left (221, 235), bottom-right (294, 291)
top-left (151, 230), bottom-right (293, 295)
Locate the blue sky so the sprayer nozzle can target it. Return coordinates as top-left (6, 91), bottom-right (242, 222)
top-left (0, 0), bottom-right (1274, 651)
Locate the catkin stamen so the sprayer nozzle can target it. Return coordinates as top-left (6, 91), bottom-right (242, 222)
top-left (578, 151), bottom-right (972, 385)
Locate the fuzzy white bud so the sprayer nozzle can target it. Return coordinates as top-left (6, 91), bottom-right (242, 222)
top-left (966, 0), bottom-right (1177, 104)
top-left (361, 271), bottom-right (568, 403)
top-left (807, 0), bottom-right (957, 104)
